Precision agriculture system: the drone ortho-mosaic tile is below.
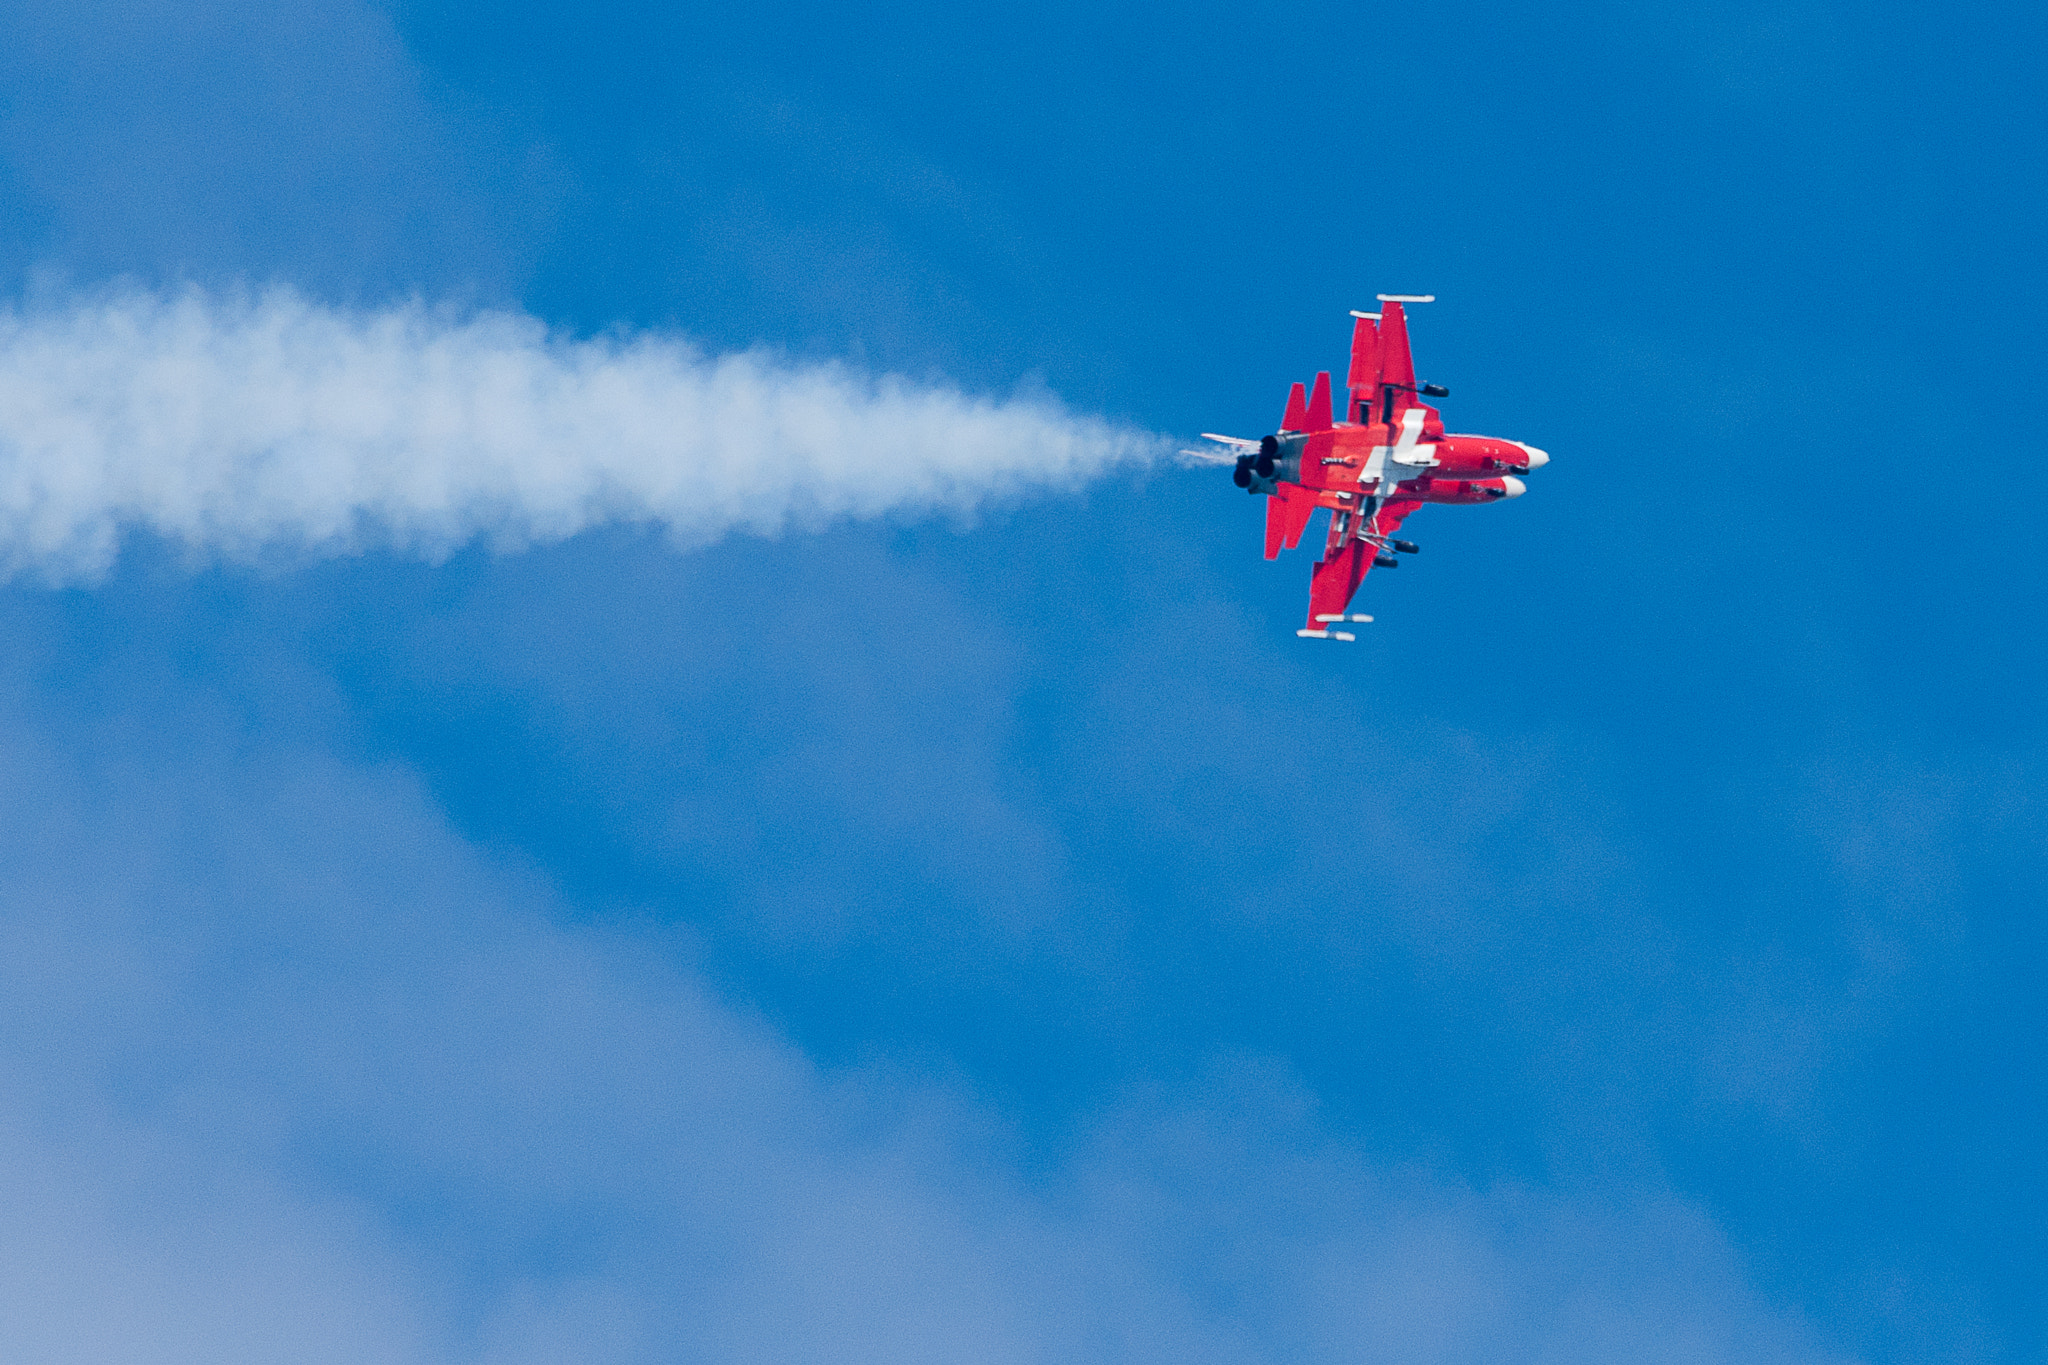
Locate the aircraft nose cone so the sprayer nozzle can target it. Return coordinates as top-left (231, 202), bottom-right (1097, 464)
top-left (1514, 443), bottom-right (1550, 469)
top-left (1500, 475), bottom-right (1527, 498)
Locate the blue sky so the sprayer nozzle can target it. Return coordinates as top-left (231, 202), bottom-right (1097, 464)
top-left (0, 1), bottom-right (2043, 1362)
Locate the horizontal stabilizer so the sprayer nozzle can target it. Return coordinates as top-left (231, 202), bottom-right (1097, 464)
top-left (1265, 484), bottom-right (1316, 559)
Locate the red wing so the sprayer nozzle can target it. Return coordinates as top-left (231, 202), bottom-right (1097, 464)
top-left (1303, 498), bottom-right (1421, 630)
top-left (1377, 301), bottom-right (1416, 405)
top-left (1345, 315), bottom-right (1379, 423)
top-left (1353, 299), bottom-right (1440, 432)
top-left (1369, 496), bottom-right (1421, 541)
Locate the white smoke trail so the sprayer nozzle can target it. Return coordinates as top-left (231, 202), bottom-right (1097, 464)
top-left (0, 285), bottom-right (1168, 578)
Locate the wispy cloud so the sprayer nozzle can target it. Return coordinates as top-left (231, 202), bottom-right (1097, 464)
top-left (0, 284), bottom-right (1165, 578)
top-left (0, 670), bottom-right (1856, 1365)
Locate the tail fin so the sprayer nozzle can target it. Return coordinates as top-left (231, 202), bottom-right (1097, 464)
top-left (1304, 372), bottom-right (1334, 431)
top-left (1281, 381), bottom-right (1309, 432)
top-left (1280, 373), bottom-right (1336, 432)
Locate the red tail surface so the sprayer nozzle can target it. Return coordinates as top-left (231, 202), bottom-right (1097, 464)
top-left (1304, 371), bottom-right (1334, 431)
top-left (1264, 484), bottom-right (1316, 559)
top-left (1281, 382), bottom-right (1310, 431)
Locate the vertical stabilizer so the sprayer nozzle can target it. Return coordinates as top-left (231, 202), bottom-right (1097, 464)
top-left (1304, 372), bottom-right (1334, 431)
top-left (1281, 382), bottom-right (1310, 432)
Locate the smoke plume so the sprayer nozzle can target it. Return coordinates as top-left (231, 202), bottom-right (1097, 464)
top-left (0, 285), bottom-right (1165, 577)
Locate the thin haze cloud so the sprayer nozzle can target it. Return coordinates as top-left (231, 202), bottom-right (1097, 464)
top-left (0, 684), bottom-right (1855, 1365)
top-left (0, 285), bottom-right (1167, 578)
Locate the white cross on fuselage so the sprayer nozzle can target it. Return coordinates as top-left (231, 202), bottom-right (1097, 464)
top-left (1345, 407), bottom-right (1434, 544)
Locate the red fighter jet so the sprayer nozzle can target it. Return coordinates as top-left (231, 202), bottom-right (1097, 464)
top-left (1188, 296), bottom-right (1547, 639)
